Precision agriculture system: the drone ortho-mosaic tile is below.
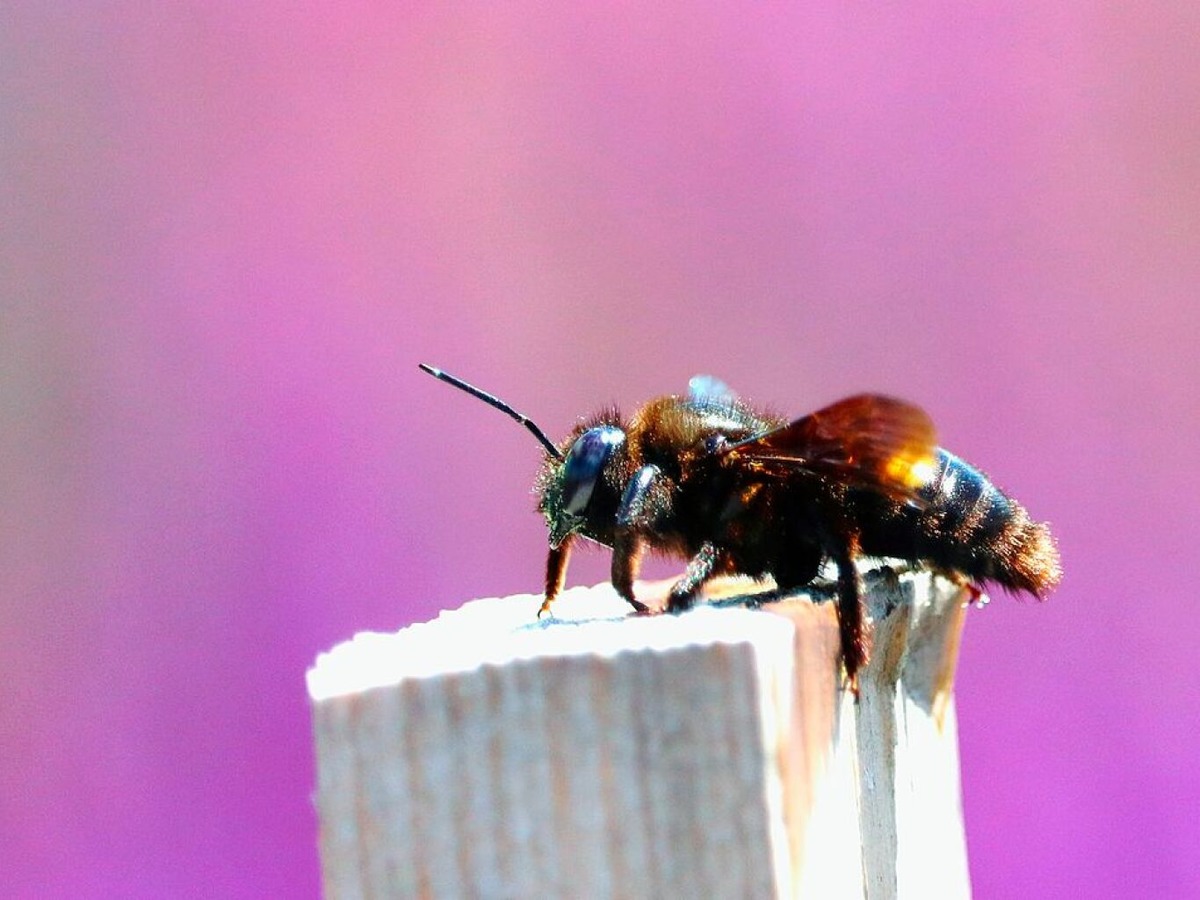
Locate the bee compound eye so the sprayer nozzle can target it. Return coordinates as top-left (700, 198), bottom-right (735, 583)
top-left (560, 426), bottom-right (625, 516)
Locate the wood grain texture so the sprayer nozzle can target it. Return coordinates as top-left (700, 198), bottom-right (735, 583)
top-left (309, 570), bottom-right (972, 899)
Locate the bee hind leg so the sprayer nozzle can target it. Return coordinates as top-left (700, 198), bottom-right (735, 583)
top-left (832, 532), bottom-right (869, 690)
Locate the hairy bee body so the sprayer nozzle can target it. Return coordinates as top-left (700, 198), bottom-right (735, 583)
top-left (540, 393), bottom-right (1058, 665)
top-left (420, 364), bottom-right (1061, 685)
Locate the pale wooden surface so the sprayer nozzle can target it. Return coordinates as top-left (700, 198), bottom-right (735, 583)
top-left (308, 570), bottom-right (972, 899)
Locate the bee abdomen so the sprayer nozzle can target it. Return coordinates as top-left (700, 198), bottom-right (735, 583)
top-left (919, 451), bottom-right (1009, 541)
top-left (917, 450), bottom-right (1061, 596)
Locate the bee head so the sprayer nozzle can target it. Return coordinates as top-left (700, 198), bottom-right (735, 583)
top-left (417, 365), bottom-right (630, 550)
top-left (537, 420), bottom-right (627, 549)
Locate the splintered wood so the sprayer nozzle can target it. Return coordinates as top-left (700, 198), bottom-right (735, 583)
top-left (308, 572), bottom-right (972, 899)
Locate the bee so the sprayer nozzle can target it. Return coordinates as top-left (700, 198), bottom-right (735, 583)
top-left (419, 364), bottom-right (1061, 684)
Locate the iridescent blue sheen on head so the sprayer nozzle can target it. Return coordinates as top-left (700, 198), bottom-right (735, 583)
top-left (560, 426), bottom-right (625, 516)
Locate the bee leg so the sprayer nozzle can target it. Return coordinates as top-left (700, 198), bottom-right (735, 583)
top-left (611, 531), bottom-right (650, 614)
top-left (616, 464), bottom-right (662, 528)
top-left (667, 541), bottom-right (720, 612)
top-left (832, 531), bottom-right (868, 690)
top-left (612, 465), bottom-right (666, 614)
top-left (538, 539), bottom-right (572, 618)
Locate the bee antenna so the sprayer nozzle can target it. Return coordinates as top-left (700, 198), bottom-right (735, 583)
top-left (418, 364), bottom-right (564, 461)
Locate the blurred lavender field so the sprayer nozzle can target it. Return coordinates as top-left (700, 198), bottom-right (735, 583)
top-left (3, 5), bottom-right (1198, 897)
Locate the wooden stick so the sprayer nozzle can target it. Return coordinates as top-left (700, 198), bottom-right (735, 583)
top-left (308, 570), bottom-right (972, 899)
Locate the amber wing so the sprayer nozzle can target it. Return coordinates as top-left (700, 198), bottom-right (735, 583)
top-left (722, 394), bottom-right (938, 501)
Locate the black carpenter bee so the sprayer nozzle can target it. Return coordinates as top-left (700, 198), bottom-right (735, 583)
top-left (419, 364), bottom-right (1061, 683)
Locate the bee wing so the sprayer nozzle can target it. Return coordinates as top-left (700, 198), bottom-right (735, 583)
top-left (723, 394), bottom-right (938, 501)
top-left (687, 375), bottom-right (737, 407)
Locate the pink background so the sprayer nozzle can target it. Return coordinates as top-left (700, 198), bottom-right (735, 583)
top-left (3, 5), bottom-right (1198, 897)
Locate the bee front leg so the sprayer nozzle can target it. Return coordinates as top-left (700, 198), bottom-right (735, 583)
top-left (538, 539), bottom-right (572, 618)
top-left (667, 541), bottom-right (720, 612)
top-left (612, 464), bottom-right (667, 615)
top-left (611, 531), bottom-right (650, 613)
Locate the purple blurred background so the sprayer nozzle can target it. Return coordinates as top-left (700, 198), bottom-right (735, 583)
top-left (3, 4), bottom-right (1198, 897)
